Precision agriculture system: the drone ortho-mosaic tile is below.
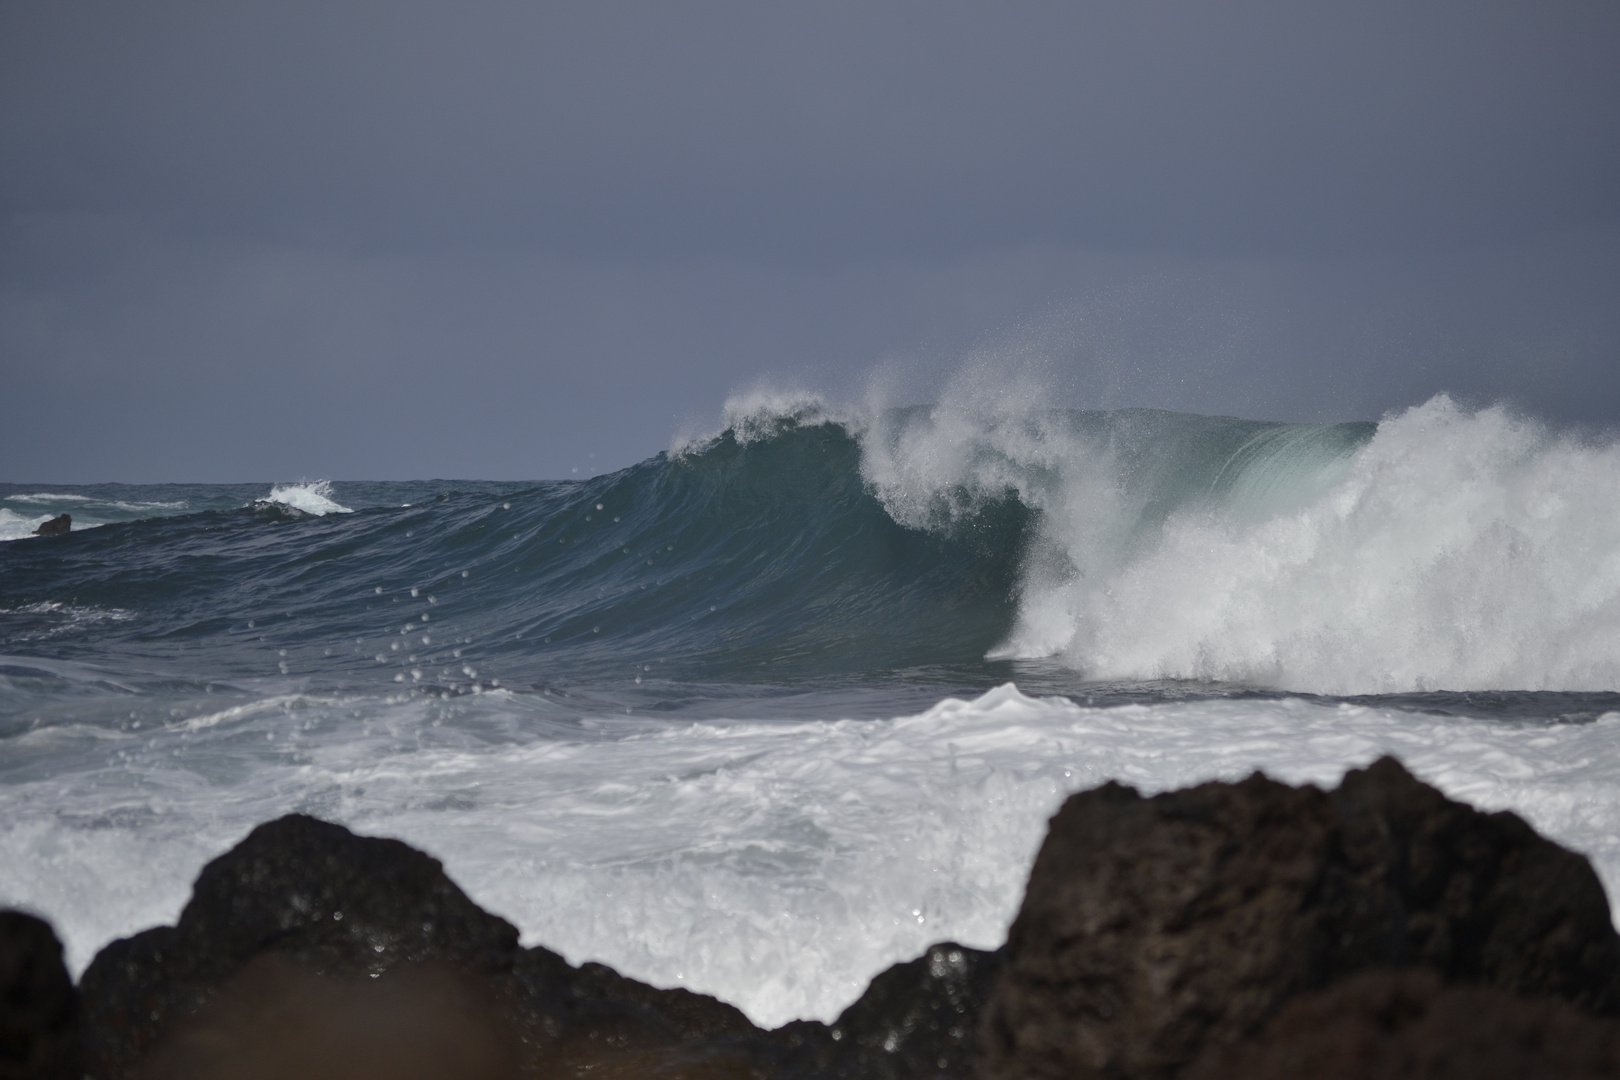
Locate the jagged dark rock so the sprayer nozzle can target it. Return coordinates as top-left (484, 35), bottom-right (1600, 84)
top-left (1183, 968), bottom-right (1620, 1079)
top-left (0, 910), bottom-right (79, 1080)
top-left (773, 942), bottom-right (1004, 1080)
top-left (76, 814), bottom-right (775, 1079)
top-left (30, 515), bottom-right (69, 537)
top-left (978, 755), bottom-right (1620, 1080)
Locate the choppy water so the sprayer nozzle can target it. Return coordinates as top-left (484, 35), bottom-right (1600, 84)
top-left (2, 391), bottom-right (1618, 1027)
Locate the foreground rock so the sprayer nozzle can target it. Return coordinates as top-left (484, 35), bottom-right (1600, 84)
top-left (979, 755), bottom-right (1620, 1080)
top-left (0, 911), bottom-right (79, 1080)
top-left (77, 815), bottom-right (782, 1079)
top-left (774, 942), bottom-right (1005, 1080)
top-left (52, 755), bottom-right (1620, 1077)
top-left (1184, 968), bottom-right (1620, 1079)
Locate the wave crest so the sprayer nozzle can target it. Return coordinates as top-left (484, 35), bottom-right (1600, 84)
top-left (258, 480), bottom-right (353, 517)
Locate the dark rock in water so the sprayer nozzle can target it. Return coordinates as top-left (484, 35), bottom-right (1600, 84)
top-left (76, 814), bottom-right (768, 1079)
top-left (31, 514), bottom-right (70, 537)
top-left (77, 814), bottom-right (523, 1076)
top-left (1183, 968), bottom-right (1620, 1080)
top-left (774, 942), bottom-right (1004, 1080)
top-left (978, 755), bottom-right (1620, 1080)
top-left (0, 910), bottom-right (79, 1080)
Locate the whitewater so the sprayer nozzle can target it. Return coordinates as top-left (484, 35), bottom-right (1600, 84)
top-left (2, 391), bottom-right (1618, 1029)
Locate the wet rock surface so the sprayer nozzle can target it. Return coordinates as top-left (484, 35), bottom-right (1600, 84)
top-left (774, 942), bottom-right (1005, 1080)
top-left (75, 814), bottom-right (783, 1079)
top-left (979, 755), bottom-right (1620, 1080)
top-left (19, 756), bottom-right (1620, 1077)
top-left (0, 910), bottom-right (79, 1080)
top-left (1183, 967), bottom-right (1620, 1080)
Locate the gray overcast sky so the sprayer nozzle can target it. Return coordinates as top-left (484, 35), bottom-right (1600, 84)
top-left (3, 1), bottom-right (1618, 482)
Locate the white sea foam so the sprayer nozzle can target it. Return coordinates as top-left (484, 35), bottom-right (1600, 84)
top-left (0, 603), bottom-right (136, 642)
top-left (0, 509), bottom-right (54, 542)
top-left (3, 684), bottom-right (1619, 1027)
top-left (3, 493), bottom-right (94, 505)
top-left (863, 386), bottom-right (1620, 695)
top-left (261, 480), bottom-right (352, 516)
top-left (107, 500), bottom-right (188, 512)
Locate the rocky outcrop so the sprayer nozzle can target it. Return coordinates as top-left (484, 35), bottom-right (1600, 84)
top-left (34, 756), bottom-right (1620, 1078)
top-left (774, 942), bottom-right (1004, 1080)
top-left (76, 815), bottom-right (773, 1079)
top-left (978, 755), bottom-right (1620, 1080)
top-left (0, 911), bottom-right (79, 1080)
top-left (1183, 968), bottom-right (1620, 1080)
top-left (30, 515), bottom-right (70, 537)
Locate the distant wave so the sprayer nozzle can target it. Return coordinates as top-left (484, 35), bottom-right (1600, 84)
top-left (258, 480), bottom-right (353, 516)
top-left (3, 493), bottom-right (96, 504)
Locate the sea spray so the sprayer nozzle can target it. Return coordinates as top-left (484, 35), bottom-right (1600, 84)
top-left (972, 397), bottom-right (1620, 693)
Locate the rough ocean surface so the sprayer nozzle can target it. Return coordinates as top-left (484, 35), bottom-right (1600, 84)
top-left (3, 391), bottom-right (1620, 1038)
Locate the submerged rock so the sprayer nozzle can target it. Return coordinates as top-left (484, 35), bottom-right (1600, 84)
top-left (1184, 968), bottom-right (1620, 1080)
top-left (0, 910), bottom-right (79, 1080)
top-left (978, 755), bottom-right (1620, 1080)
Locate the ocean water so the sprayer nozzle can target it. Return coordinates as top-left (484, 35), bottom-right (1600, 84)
top-left (2, 392), bottom-right (1619, 1029)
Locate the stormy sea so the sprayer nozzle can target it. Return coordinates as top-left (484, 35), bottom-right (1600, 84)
top-left (3, 391), bottom-right (1619, 1030)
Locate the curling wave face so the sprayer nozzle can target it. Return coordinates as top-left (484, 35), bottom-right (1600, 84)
top-left (863, 392), bottom-right (1620, 694)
